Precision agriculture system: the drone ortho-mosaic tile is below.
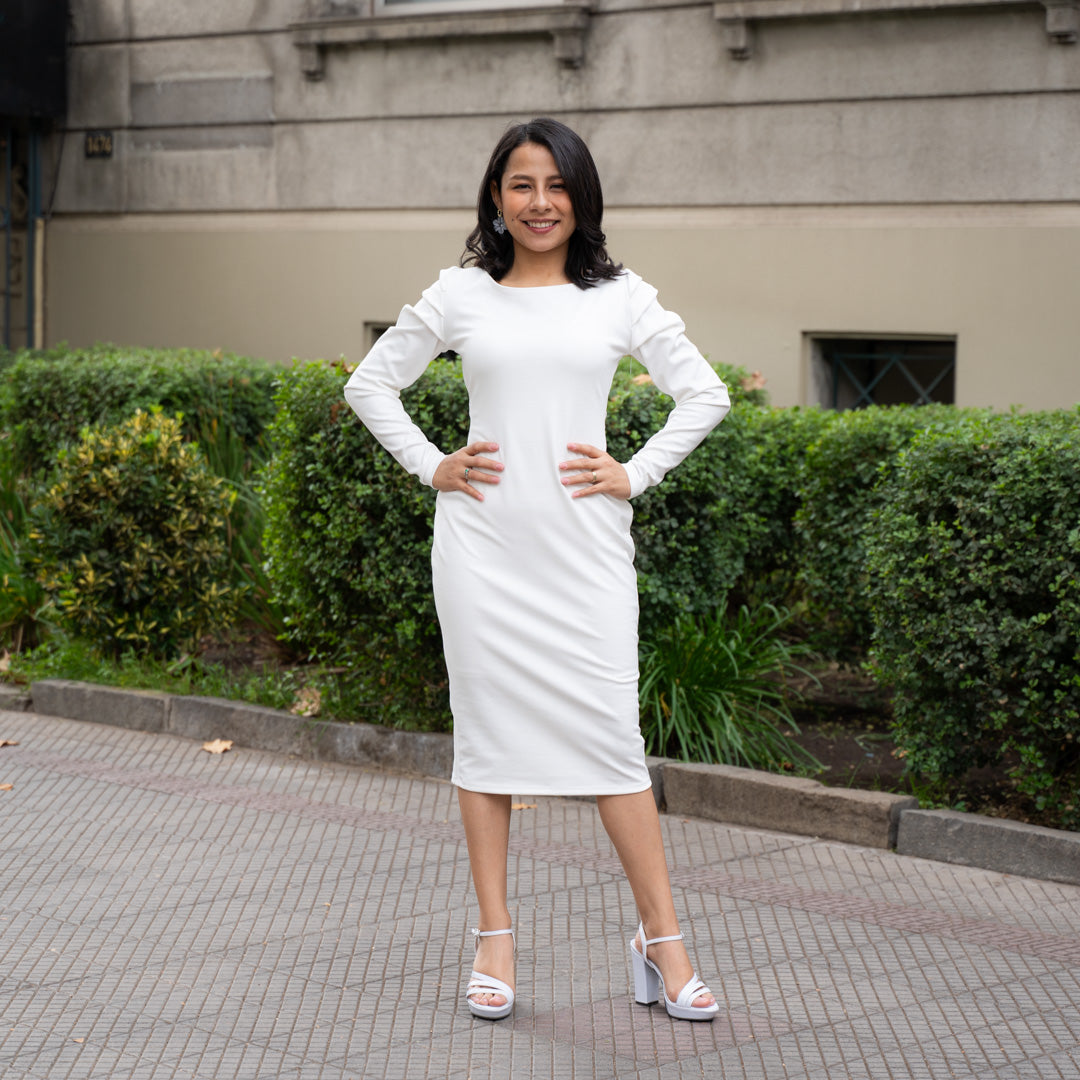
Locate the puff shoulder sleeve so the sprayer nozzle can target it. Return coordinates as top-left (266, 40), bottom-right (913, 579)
top-left (343, 270), bottom-right (454, 487)
top-left (620, 273), bottom-right (731, 499)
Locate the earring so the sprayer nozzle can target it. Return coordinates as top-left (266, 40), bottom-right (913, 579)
top-left (493, 209), bottom-right (507, 236)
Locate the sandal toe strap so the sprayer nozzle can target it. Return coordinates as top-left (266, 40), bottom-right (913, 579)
top-left (467, 972), bottom-right (514, 1002)
top-left (674, 974), bottom-right (712, 1010)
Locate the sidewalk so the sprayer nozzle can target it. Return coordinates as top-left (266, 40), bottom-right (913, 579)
top-left (2, 707), bottom-right (1079, 1079)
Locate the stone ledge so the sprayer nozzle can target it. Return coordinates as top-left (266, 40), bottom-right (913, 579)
top-left (30, 679), bottom-right (455, 780)
top-left (0, 684), bottom-right (32, 712)
top-left (897, 808), bottom-right (1080, 886)
top-left (31, 679), bottom-right (171, 733)
top-left (662, 761), bottom-right (916, 849)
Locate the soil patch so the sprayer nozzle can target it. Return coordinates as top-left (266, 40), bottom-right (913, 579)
top-left (788, 664), bottom-right (1056, 828)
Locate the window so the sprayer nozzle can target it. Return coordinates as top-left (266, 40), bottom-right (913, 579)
top-left (808, 336), bottom-right (956, 410)
top-left (365, 322), bottom-right (391, 351)
top-left (365, 323), bottom-right (458, 361)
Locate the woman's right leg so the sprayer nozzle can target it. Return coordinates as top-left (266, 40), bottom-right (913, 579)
top-left (457, 787), bottom-right (514, 1007)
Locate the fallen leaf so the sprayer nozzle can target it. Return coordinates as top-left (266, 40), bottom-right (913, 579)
top-left (0, 740), bottom-right (18, 748)
top-left (201, 739), bottom-right (233, 755)
top-left (72, 1037), bottom-right (84, 1043)
top-left (511, 803), bottom-right (537, 810)
top-left (290, 686), bottom-right (321, 718)
top-left (0, 783), bottom-right (12, 791)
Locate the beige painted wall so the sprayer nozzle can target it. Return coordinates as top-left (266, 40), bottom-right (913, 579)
top-left (46, 204), bottom-right (1080, 410)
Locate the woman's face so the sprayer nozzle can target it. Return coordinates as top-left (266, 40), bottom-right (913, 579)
top-left (491, 142), bottom-right (577, 263)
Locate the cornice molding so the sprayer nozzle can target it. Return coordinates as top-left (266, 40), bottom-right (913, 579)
top-left (712, 0), bottom-right (1079, 59)
top-left (289, 3), bottom-right (593, 78)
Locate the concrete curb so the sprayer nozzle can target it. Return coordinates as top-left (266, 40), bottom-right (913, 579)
top-left (662, 761), bottom-right (916, 850)
top-left (897, 809), bottom-right (1080, 887)
top-left (25, 678), bottom-right (456, 780)
top-left (0, 684), bottom-right (32, 712)
top-left (13, 678), bottom-right (1080, 884)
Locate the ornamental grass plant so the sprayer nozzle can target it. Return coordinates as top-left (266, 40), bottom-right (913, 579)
top-left (638, 604), bottom-right (822, 773)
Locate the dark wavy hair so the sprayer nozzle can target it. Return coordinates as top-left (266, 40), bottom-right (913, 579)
top-left (462, 117), bottom-right (622, 289)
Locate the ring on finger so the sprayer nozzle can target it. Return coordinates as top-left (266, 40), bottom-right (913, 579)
top-left (464, 467), bottom-right (471, 482)
top-left (591, 470), bottom-right (598, 484)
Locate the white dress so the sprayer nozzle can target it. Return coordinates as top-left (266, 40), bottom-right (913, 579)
top-left (344, 266), bottom-right (730, 795)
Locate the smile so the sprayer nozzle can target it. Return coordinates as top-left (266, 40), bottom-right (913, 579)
top-left (524, 221), bottom-right (558, 232)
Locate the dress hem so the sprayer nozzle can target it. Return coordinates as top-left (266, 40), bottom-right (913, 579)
top-left (452, 779), bottom-right (654, 798)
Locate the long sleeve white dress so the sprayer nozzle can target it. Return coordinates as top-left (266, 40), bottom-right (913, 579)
top-left (344, 266), bottom-right (730, 795)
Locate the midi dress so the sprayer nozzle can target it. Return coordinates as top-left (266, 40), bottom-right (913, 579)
top-left (343, 265), bottom-right (730, 796)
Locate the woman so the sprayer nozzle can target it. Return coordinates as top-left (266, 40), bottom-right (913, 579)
top-left (344, 117), bottom-right (730, 1022)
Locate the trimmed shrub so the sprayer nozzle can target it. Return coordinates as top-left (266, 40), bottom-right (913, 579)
top-left (732, 405), bottom-right (838, 610)
top-left (27, 410), bottom-right (240, 657)
top-left (260, 359), bottom-right (464, 729)
top-left (260, 357), bottom-right (763, 730)
top-left (866, 410), bottom-right (1080, 829)
top-left (606, 367), bottom-right (754, 641)
top-left (0, 435), bottom-right (44, 652)
top-left (795, 404), bottom-right (964, 663)
top-left (3, 343), bottom-right (278, 474)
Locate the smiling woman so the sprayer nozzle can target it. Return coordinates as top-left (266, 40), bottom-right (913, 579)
top-left (462, 116), bottom-right (620, 290)
top-left (343, 117), bottom-right (729, 1028)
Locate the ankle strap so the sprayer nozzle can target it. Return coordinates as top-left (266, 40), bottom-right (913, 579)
top-left (639, 921), bottom-right (684, 947)
top-left (472, 927), bottom-right (514, 939)
top-left (644, 932), bottom-right (684, 946)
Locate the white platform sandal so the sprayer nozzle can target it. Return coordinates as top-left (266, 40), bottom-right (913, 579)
top-left (630, 922), bottom-right (719, 1021)
top-left (466, 927), bottom-right (516, 1020)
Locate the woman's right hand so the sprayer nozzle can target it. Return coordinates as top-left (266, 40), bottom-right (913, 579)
top-left (432, 441), bottom-right (503, 502)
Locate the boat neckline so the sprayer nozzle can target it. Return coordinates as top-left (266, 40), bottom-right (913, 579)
top-left (485, 274), bottom-right (580, 290)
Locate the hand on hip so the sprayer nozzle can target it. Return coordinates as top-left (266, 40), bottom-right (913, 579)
top-left (559, 443), bottom-right (630, 500)
top-left (433, 441), bottom-right (503, 502)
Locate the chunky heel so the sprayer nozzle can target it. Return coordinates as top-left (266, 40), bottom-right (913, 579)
top-left (629, 921), bottom-right (719, 1022)
top-left (631, 935), bottom-right (660, 1004)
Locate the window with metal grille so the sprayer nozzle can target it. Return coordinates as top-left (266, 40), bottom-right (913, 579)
top-left (809, 336), bottom-right (956, 411)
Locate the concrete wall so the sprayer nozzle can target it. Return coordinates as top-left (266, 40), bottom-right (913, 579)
top-left (46, 204), bottom-right (1080, 408)
top-left (42, 0), bottom-right (1080, 408)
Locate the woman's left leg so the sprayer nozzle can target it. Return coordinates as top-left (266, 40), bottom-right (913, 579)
top-left (596, 789), bottom-right (716, 1010)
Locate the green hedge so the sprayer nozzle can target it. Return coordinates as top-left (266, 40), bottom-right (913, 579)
top-left (866, 410), bottom-right (1080, 827)
top-left (260, 357), bottom-right (762, 730)
top-left (794, 405), bottom-right (964, 662)
top-left (732, 405), bottom-right (838, 610)
top-left (260, 359), bottom-right (465, 728)
top-left (2, 343), bottom-right (279, 474)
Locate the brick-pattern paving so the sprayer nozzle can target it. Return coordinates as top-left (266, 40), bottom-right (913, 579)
top-left (1, 709), bottom-right (1078, 1079)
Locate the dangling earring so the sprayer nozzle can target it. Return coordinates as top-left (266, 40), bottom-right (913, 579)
top-left (493, 208), bottom-right (507, 236)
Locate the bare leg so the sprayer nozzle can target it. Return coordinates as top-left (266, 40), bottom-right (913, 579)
top-left (457, 787), bottom-right (514, 1008)
top-left (596, 790), bottom-right (716, 1009)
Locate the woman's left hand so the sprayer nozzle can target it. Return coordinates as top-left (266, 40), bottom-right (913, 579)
top-left (559, 443), bottom-right (631, 500)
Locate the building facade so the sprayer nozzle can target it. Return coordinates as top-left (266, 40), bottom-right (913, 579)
top-left (26, 0), bottom-right (1080, 406)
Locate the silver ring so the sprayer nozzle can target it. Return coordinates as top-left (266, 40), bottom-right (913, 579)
top-left (464, 467), bottom-right (471, 482)
top-left (591, 470), bottom-right (598, 484)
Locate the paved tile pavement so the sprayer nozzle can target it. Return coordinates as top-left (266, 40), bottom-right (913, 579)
top-left (2, 708), bottom-right (1079, 1080)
